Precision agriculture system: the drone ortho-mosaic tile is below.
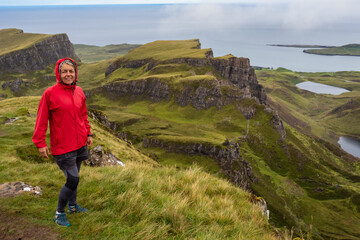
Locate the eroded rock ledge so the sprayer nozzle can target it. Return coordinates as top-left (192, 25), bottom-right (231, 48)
top-left (0, 33), bottom-right (79, 73)
top-left (142, 137), bottom-right (255, 190)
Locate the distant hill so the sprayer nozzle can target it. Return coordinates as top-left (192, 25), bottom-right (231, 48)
top-left (303, 44), bottom-right (360, 56)
top-left (74, 43), bottom-right (141, 63)
top-left (268, 43), bottom-right (360, 56)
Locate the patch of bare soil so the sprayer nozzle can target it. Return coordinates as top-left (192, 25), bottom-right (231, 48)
top-left (0, 208), bottom-right (60, 240)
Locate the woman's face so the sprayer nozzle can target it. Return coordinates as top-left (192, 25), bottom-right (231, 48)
top-left (60, 63), bottom-right (75, 85)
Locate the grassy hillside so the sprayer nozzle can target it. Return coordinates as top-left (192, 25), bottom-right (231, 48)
top-left (0, 28), bottom-right (53, 56)
top-left (75, 40), bottom-right (360, 239)
top-left (74, 43), bottom-right (141, 63)
top-left (256, 69), bottom-right (360, 142)
top-left (304, 44), bottom-right (360, 56)
top-left (0, 96), bottom-right (277, 240)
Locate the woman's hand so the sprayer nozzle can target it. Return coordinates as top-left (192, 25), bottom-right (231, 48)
top-left (38, 146), bottom-right (50, 159)
top-left (87, 136), bottom-right (93, 147)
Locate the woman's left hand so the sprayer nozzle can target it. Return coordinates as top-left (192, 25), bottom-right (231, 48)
top-left (87, 136), bottom-right (93, 147)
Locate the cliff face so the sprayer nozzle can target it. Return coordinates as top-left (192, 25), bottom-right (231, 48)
top-left (0, 33), bottom-right (80, 74)
top-left (103, 54), bottom-right (266, 106)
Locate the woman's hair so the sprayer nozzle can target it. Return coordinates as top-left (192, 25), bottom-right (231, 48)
top-left (59, 59), bottom-right (76, 85)
top-left (59, 59), bottom-right (75, 73)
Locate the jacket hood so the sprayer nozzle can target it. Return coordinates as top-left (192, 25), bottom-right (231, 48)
top-left (55, 58), bottom-right (78, 88)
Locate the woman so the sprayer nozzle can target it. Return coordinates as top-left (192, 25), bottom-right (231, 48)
top-left (32, 58), bottom-right (93, 226)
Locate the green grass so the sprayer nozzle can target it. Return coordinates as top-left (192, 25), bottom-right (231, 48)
top-left (0, 96), bottom-right (278, 240)
top-left (74, 43), bottom-right (141, 63)
top-left (118, 39), bottom-right (211, 61)
top-left (0, 28), bottom-right (53, 56)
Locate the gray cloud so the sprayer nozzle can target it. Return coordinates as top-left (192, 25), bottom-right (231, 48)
top-left (157, 0), bottom-right (360, 33)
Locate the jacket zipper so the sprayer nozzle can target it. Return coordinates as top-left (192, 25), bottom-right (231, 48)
top-left (70, 88), bottom-right (79, 145)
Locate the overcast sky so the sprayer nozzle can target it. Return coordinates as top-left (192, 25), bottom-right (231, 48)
top-left (1, 0), bottom-right (359, 32)
top-left (0, 0), bottom-right (291, 6)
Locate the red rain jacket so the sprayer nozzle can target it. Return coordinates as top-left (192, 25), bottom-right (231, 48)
top-left (32, 58), bottom-right (91, 155)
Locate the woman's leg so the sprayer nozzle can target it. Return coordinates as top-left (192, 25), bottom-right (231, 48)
top-left (68, 160), bottom-right (82, 206)
top-left (56, 167), bottom-right (79, 213)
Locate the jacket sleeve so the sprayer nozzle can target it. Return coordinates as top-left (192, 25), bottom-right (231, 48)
top-left (32, 91), bottom-right (50, 148)
top-left (81, 95), bottom-right (92, 136)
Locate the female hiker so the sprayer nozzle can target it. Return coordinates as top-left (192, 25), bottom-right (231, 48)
top-left (32, 58), bottom-right (93, 226)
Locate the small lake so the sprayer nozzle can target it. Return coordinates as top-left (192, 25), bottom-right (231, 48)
top-left (338, 136), bottom-right (360, 158)
top-left (296, 81), bottom-right (350, 95)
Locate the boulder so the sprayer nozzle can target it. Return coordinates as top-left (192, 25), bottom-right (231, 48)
top-left (0, 182), bottom-right (42, 198)
top-left (85, 145), bottom-right (125, 167)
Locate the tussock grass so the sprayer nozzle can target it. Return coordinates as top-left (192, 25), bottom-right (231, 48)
top-left (1, 158), bottom-right (277, 240)
top-left (0, 96), bottom-right (277, 240)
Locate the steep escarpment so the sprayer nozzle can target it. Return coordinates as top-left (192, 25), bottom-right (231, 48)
top-left (103, 47), bottom-right (266, 106)
top-left (0, 29), bottom-right (79, 73)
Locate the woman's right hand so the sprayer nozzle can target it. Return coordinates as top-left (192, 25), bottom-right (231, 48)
top-left (38, 146), bottom-right (50, 159)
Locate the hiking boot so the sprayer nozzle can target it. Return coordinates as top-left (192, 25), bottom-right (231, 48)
top-left (67, 203), bottom-right (89, 214)
top-left (53, 213), bottom-right (70, 227)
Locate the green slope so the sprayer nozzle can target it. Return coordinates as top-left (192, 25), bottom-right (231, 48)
top-left (0, 96), bottom-right (278, 240)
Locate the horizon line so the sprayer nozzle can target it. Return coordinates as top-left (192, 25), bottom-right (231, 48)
top-left (0, 2), bottom-right (267, 7)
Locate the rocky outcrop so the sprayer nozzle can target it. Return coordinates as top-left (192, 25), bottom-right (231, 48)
top-left (0, 182), bottom-right (42, 198)
top-left (89, 78), bottom-right (170, 102)
top-left (210, 58), bottom-right (267, 104)
top-left (2, 78), bottom-right (25, 92)
top-left (85, 145), bottom-right (125, 167)
top-left (142, 137), bottom-right (255, 190)
top-left (0, 33), bottom-right (80, 73)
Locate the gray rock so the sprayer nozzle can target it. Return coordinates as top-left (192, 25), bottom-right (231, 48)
top-left (4, 117), bottom-right (18, 125)
top-left (85, 145), bottom-right (125, 167)
top-left (0, 182), bottom-right (42, 198)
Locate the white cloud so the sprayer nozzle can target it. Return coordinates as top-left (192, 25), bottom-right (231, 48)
top-left (157, 3), bottom-right (284, 34)
top-left (282, 0), bottom-right (360, 30)
top-left (0, 0), bottom-right (290, 6)
top-left (155, 0), bottom-right (360, 33)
